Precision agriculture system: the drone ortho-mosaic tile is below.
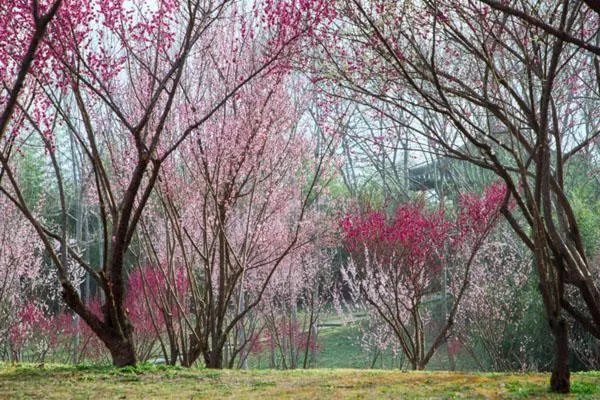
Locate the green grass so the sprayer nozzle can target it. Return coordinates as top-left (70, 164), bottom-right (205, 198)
top-left (316, 325), bottom-right (368, 368)
top-left (247, 321), bottom-right (407, 369)
top-left (244, 323), bottom-right (371, 369)
top-left (1, 363), bottom-right (599, 399)
top-left (286, 322), bottom-right (478, 370)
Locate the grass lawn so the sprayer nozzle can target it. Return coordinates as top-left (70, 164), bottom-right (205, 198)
top-left (1, 363), bottom-right (599, 399)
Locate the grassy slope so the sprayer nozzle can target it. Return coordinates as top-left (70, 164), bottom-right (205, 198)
top-left (274, 324), bottom-right (473, 370)
top-left (1, 363), bottom-right (599, 399)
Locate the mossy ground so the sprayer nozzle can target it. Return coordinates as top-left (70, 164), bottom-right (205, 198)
top-left (1, 363), bottom-right (599, 399)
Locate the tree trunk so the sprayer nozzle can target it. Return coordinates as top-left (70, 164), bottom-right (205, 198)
top-left (204, 347), bottom-right (224, 368)
top-left (105, 334), bottom-right (137, 367)
top-left (446, 338), bottom-right (456, 371)
top-left (182, 346), bottom-right (201, 367)
top-left (182, 328), bottom-right (204, 367)
top-left (550, 316), bottom-right (570, 393)
top-left (531, 235), bottom-right (570, 393)
top-left (168, 335), bottom-right (179, 366)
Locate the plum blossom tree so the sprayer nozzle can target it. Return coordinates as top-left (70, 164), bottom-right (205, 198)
top-left (0, 196), bottom-right (45, 360)
top-left (133, 57), bottom-right (338, 368)
top-left (258, 246), bottom-right (334, 369)
top-left (453, 224), bottom-right (533, 371)
top-left (333, 289), bottom-right (403, 369)
top-left (338, 184), bottom-right (506, 370)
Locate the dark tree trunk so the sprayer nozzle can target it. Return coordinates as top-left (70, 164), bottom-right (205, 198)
top-left (204, 347), bottom-right (224, 368)
top-left (409, 359), bottom-right (426, 371)
top-left (61, 278), bottom-right (137, 367)
top-left (182, 329), bottom-right (204, 367)
top-left (169, 341), bottom-right (179, 366)
top-left (165, 322), bottom-right (179, 366)
top-left (532, 239), bottom-right (570, 393)
top-left (182, 344), bottom-right (201, 367)
top-left (105, 334), bottom-right (137, 367)
top-left (550, 316), bottom-right (570, 393)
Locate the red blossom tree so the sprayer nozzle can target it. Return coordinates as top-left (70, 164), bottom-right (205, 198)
top-left (338, 184), bottom-right (507, 370)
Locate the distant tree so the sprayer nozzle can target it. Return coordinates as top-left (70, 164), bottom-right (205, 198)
top-left (338, 184), bottom-right (506, 370)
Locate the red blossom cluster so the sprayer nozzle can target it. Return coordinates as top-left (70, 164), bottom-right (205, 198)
top-left (341, 202), bottom-right (451, 277)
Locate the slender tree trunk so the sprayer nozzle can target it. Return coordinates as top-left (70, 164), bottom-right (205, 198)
top-left (442, 265), bottom-right (456, 371)
top-left (550, 316), bottom-right (570, 393)
top-left (534, 245), bottom-right (571, 393)
top-left (303, 297), bottom-right (316, 369)
top-left (270, 342), bottom-right (276, 368)
top-left (168, 330), bottom-right (179, 366)
top-left (291, 303), bottom-right (298, 369)
top-left (446, 339), bottom-right (456, 371)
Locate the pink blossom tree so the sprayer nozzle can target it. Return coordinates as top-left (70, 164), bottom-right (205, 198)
top-left (0, 196), bottom-right (45, 360)
top-left (332, 289), bottom-right (403, 369)
top-left (0, 0), bottom-right (62, 146)
top-left (134, 59), bottom-right (338, 367)
top-left (258, 246), bottom-right (334, 369)
top-left (452, 224), bottom-right (533, 371)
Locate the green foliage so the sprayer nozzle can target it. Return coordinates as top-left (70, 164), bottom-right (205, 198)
top-left (569, 192), bottom-right (600, 259)
top-left (15, 149), bottom-right (46, 208)
top-left (564, 153), bottom-right (600, 259)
